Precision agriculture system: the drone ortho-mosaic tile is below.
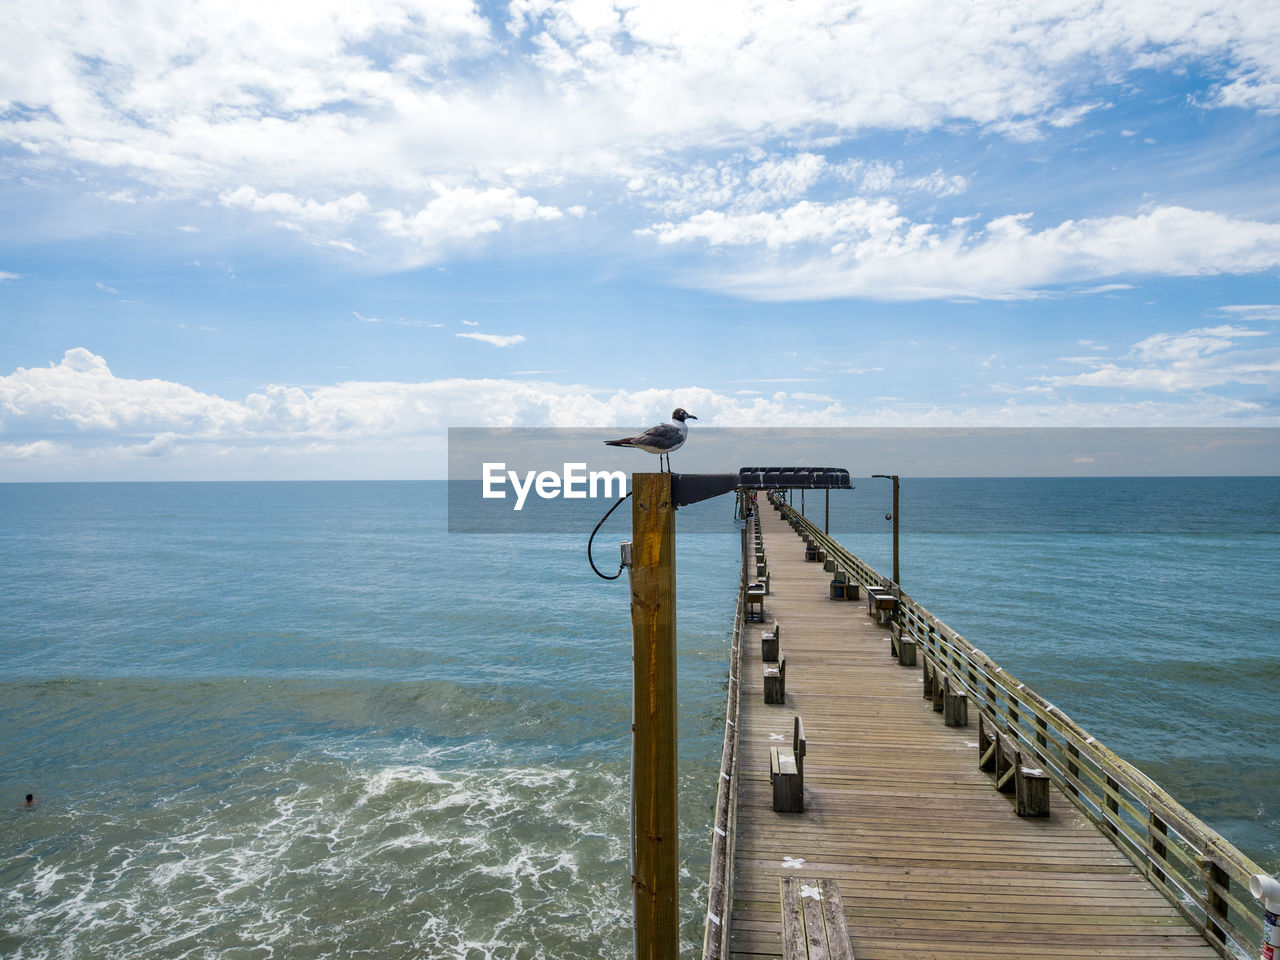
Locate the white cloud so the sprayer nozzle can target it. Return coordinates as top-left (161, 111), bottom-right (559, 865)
top-left (643, 197), bottom-right (923, 252)
top-left (1045, 324), bottom-right (1280, 392)
top-left (4, 0), bottom-right (1280, 276)
top-left (0, 271), bottom-right (20, 281)
top-left (455, 332), bottom-right (526, 347)
top-left (353, 311), bottom-right (440, 328)
top-left (673, 205), bottom-right (1280, 300)
top-left (629, 152), bottom-right (968, 225)
top-left (0, 348), bottom-right (248, 436)
top-left (220, 186), bottom-right (370, 223)
top-left (6, 347), bottom-right (1280, 478)
top-left (1216, 304), bottom-right (1280, 322)
top-left (379, 185), bottom-right (562, 254)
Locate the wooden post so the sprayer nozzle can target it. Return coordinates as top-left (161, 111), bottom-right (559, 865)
top-left (1149, 813), bottom-right (1168, 887)
top-left (944, 687), bottom-right (969, 726)
top-left (891, 476), bottom-right (899, 586)
top-left (873, 474), bottom-right (900, 585)
top-left (1206, 859), bottom-right (1229, 947)
top-left (1104, 775), bottom-right (1120, 836)
top-left (897, 637), bottom-right (917, 666)
top-left (629, 473), bottom-right (678, 960)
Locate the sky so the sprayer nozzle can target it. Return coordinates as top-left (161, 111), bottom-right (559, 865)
top-left (3, 0), bottom-right (1280, 480)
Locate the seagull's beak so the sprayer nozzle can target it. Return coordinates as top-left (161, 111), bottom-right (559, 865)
top-left (688, 414), bottom-right (698, 420)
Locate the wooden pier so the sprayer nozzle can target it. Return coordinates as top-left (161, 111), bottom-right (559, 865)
top-left (701, 491), bottom-right (1269, 960)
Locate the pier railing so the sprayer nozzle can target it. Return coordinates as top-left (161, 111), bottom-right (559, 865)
top-left (777, 495), bottom-right (1267, 960)
top-left (701, 510), bottom-right (749, 960)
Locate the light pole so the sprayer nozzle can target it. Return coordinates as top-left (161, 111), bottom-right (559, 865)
top-left (872, 474), bottom-right (899, 586)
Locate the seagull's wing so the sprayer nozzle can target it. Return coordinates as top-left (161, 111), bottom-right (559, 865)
top-left (603, 421), bottom-right (687, 454)
top-left (630, 422), bottom-right (683, 448)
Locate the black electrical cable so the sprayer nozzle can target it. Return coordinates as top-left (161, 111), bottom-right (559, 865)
top-left (588, 491), bottom-right (632, 580)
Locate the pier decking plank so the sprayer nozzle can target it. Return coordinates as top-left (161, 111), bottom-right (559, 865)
top-left (727, 506), bottom-right (1220, 960)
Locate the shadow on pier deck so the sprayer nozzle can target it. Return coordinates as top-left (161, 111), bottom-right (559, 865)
top-left (722, 502), bottom-right (1224, 960)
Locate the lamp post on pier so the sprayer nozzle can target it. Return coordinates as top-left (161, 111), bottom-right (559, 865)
top-left (872, 474), bottom-right (900, 587)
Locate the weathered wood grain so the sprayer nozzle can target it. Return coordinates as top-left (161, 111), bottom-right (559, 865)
top-left (725, 503), bottom-right (1221, 960)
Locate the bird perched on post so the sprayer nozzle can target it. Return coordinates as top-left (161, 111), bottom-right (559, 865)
top-left (604, 408), bottom-right (697, 472)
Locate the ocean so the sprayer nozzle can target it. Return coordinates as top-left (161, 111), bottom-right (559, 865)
top-left (2, 478), bottom-right (1277, 958)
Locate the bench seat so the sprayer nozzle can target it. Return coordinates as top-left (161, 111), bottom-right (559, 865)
top-left (770, 715), bottom-right (806, 812)
top-left (780, 876), bottom-right (855, 960)
top-left (762, 621), bottom-right (781, 662)
top-left (865, 588), bottom-right (897, 624)
top-left (978, 712), bottom-right (1050, 817)
top-left (764, 656), bottom-right (787, 703)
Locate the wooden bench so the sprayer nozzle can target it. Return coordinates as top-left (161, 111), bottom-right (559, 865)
top-left (764, 656), bottom-right (787, 703)
top-left (780, 877), bottom-right (855, 959)
top-left (978, 712), bottom-right (1050, 817)
top-left (919, 656), bottom-right (969, 727)
top-left (762, 622), bottom-right (781, 662)
top-left (865, 587), bottom-right (897, 625)
top-left (746, 583), bottom-right (766, 622)
top-left (888, 623), bottom-right (916, 665)
top-left (828, 571), bottom-right (847, 600)
top-left (770, 715), bottom-right (805, 812)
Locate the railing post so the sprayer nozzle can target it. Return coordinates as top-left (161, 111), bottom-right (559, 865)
top-left (1149, 813), bottom-right (1168, 887)
top-left (1033, 715), bottom-right (1049, 770)
top-left (1066, 743), bottom-right (1080, 798)
top-left (1206, 860), bottom-right (1230, 949)
top-left (1104, 775), bottom-right (1120, 837)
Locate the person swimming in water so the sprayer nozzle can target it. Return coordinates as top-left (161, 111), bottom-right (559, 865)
top-left (22, 793), bottom-right (36, 807)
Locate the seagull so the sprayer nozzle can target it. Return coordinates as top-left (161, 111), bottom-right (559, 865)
top-left (604, 408), bottom-right (697, 472)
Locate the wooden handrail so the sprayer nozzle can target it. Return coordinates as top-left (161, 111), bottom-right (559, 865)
top-left (701, 510), bottom-right (750, 960)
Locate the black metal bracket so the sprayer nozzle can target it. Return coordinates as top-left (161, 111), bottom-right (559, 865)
top-left (671, 473), bottom-right (738, 508)
top-left (671, 467), bottom-right (853, 508)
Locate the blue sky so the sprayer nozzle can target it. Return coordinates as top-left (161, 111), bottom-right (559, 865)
top-left (3, 0), bottom-right (1280, 479)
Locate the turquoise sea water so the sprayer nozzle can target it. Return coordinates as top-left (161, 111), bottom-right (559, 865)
top-left (2, 479), bottom-right (1277, 958)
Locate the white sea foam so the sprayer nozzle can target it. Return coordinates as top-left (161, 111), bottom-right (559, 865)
top-left (0, 745), bottom-right (685, 960)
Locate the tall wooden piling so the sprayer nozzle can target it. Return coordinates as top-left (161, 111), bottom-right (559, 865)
top-left (629, 472), bottom-right (678, 960)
